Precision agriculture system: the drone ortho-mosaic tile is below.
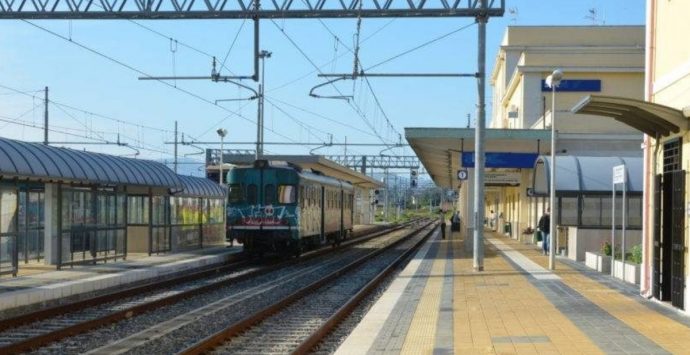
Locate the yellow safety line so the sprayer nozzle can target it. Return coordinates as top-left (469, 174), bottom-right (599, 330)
top-left (400, 238), bottom-right (448, 355)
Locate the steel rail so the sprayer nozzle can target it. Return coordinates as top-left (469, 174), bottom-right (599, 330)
top-left (293, 224), bottom-right (439, 354)
top-left (0, 223), bottom-right (404, 354)
top-left (179, 219), bottom-right (434, 355)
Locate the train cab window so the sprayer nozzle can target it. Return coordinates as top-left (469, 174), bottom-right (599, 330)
top-left (299, 186), bottom-right (304, 206)
top-left (228, 184), bottom-right (243, 204)
top-left (264, 184), bottom-right (276, 205)
top-left (278, 185), bottom-right (297, 204)
top-left (247, 184), bottom-right (258, 205)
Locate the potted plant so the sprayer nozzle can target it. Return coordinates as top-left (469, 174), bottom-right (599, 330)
top-left (612, 244), bottom-right (641, 284)
top-left (585, 241), bottom-right (612, 273)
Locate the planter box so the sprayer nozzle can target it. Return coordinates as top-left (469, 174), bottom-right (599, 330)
top-left (613, 260), bottom-right (640, 285)
top-left (585, 252), bottom-right (611, 274)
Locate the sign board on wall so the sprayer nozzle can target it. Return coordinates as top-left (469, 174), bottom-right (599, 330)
top-left (461, 152), bottom-right (538, 169)
top-left (540, 79), bottom-right (602, 92)
top-left (613, 165), bottom-right (626, 184)
top-left (485, 172), bottom-right (521, 186)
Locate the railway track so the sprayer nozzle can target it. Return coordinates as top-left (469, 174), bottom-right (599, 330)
top-left (180, 220), bottom-right (438, 354)
top-left (0, 222), bottom-right (410, 354)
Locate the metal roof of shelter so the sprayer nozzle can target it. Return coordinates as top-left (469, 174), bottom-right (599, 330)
top-left (405, 128), bottom-right (552, 188)
top-left (0, 137), bottom-right (181, 188)
top-left (212, 154), bottom-right (383, 189)
top-left (532, 155), bottom-right (643, 195)
top-left (176, 175), bottom-right (226, 198)
top-left (572, 95), bottom-right (689, 137)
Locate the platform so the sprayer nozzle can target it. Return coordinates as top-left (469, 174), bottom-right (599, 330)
top-left (336, 228), bottom-right (690, 354)
top-left (0, 246), bottom-right (242, 316)
top-left (0, 224), bottom-right (383, 317)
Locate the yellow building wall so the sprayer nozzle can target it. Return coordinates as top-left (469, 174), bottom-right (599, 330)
top-left (504, 26), bottom-right (645, 48)
top-left (552, 72), bottom-right (644, 134)
top-left (648, 0), bottom-right (690, 310)
top-left (652, 0), bottom-right (690, 85)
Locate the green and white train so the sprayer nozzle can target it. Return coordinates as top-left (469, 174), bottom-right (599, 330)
top-left (226, 160), bottom-right (354, 256)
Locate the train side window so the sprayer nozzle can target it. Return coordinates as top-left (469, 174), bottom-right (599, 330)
top-left (264, 184), bottom-right (275, 205)
top-left (228, 184), bottom-right (243, 204)
top-left (247, 184), bottom-right (258, 205)
top-left (299, 186), bottom-right (304, 206)
top-left (278, 185), bottom-right (297, 204)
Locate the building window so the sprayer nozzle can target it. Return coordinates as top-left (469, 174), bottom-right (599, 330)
top-left (663, 139), bottom-right (682, 172)
top-left (559, 197), bottom-right (578, 226)
top-left (127, 195), bottom-right (150, 225)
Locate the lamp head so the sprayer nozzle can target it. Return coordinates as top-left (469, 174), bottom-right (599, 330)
top-left (216, 128), bottom-right (227, 138)
top-left (546, 69), bottom-right (564, 88)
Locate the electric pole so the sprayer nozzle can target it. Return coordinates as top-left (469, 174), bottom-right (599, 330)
top-left (173, 120), bottom-right (178, 173)
top-left (256, 50), bottom-right (271, 159)
top-left (44, 87), bottom-right (49, 145)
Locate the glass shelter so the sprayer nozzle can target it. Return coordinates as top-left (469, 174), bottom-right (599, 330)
top-left (0, 137), bottom-right (226, 276)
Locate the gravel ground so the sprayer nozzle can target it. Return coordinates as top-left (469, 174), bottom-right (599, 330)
top-left (211, 228), bottom-right (427, 354)
top-left (30, 231), bottom-right (406, 355)
top-left (311, 262), bottom-right (402, 354)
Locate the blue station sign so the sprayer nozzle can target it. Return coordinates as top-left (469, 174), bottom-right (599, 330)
top-left (541, 79), bottom-right (601, 92)
top-left (461, 152), bottom-right (538, 169)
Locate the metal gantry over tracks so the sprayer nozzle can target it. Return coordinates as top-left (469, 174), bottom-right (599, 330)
top-left (0, 0), bottom-right (505, 19)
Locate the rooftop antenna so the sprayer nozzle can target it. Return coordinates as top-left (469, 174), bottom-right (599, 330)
top-left (585, 8), bottom-right (604, 25)
top-left (508, 7), bottom-right (518, 23)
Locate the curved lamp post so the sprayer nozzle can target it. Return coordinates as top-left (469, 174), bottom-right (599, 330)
top-left (546, 69), bottom-right (563, 271)
top-left (217, 128), bottom-right (228, 186)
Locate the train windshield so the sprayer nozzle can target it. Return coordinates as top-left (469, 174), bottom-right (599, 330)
top-left (228, 184), bottom-right (243, 204)
top-left (264, 184), bottom-right (276, 205)
top-left (278, 185), bottom-right (297, 204)
top-left (247, 184), bottom-right (258, 205)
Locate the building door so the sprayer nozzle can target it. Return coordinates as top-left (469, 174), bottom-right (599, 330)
top-left (671, 170), bottom-right (685, 309)
top-left (655, 139), bottom-right (685, 308)
top-left (653, 174), bottom-right (662, 299)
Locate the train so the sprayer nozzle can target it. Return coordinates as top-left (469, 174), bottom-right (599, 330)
top-left (225, 160), bottom-right (354, 256)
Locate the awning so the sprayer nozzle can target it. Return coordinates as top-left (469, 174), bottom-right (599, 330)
top-left (405, 128), bottom-right (551, 188)
top-left (176, 175), bottom-right (226, 198)
top-left (572, 95), bottom-right (688, 137)
top-left (0, 137), bottom-right (181, 188)
top-left (532, 155), bottom-right (642, 195)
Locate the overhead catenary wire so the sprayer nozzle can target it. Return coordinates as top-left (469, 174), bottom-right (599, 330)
top-left (266, 18), bottom-right (396, 93)
top-left (270, 19), bottom-right (395, 148)
top-left (22, 20), bottom-right (309, 151)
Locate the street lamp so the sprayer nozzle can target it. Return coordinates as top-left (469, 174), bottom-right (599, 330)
top-left (546, 69), bottom-right (563, 270)
top-left (256, 50), bottom-right (272, 159)
top-left (217, 128), bottom-right (228, 186)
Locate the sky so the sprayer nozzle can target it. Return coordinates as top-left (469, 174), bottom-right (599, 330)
top-left (0, 0), bottom-right (645, 176)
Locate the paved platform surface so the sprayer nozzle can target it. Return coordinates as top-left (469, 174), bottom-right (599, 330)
top-left (337, 228), bottom-right (690, 354)
top-left (0, 246), bottom-right (242, 315)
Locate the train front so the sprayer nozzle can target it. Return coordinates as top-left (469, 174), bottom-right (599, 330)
top-left (226, 161), bottom-right (300, 254)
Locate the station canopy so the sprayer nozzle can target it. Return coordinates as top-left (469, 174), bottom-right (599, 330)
top-left (216, 154), bottom-right (383, 189)
top-left (532, 155), bottom-right (643, 195)
top-left (405, 128), bottom-right (551, 188)
top-left (176, 174), bottom-right (226, 198)
top-left (0, 137), bottom-right (181, 188)
top-left (572, 95), bottom-right (689, 137)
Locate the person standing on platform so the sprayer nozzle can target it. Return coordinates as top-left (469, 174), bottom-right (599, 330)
top-left (538, 209), bottom-right (551, 255)
top-left (440, 211), bottom-right (447, 239)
